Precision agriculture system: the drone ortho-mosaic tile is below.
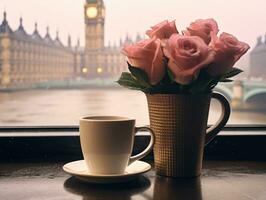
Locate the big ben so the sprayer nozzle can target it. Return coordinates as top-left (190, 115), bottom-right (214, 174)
top-left (84, 0), bottom-right (105, 77)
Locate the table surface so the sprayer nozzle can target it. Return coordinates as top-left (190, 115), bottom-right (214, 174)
top-left (1, 161), bottom-right (266, 200)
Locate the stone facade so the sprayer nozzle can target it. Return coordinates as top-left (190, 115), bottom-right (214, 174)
top-left (250, 36), bottom-right (266, 79)
top-left (0, 0), bottom-right (142, 88)
top-left (0, 12), bottom-right (83, 88)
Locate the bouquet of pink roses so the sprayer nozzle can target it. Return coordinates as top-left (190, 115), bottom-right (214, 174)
top-left (117, 19), bottom-right (250, 94)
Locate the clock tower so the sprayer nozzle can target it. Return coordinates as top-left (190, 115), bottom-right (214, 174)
top-left (84, 0), bottom-right (105, 77)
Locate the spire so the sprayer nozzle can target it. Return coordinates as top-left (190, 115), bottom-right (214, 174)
top-left (125, 32), bottom-right (129, 41)
top-left (56, 30), bottom-right (59, 39)
top-left (34, 22), bottom-right (38, 32)
top-left (31, 22), bottom-right (42, 40)
top-left (3, 11), bottom-right (6, 22)
top-left (44, 26), bottom-right (53, 43)
top-left (2, 10), bottom-right (7, 24)
top-left (119, 37), bottom-right (123, 47)
top-left (14, 16), bottom-right (27, 37)
top-left (45, 26), bottom-right (50, 37)
top-left (33, 22), bottom-right (40, 36)
top-left (54, 30), bottom-right (63, 46)
top-left (256, 36), bottom-right (262, 46)
top-left (18, 17), bottom-right (24, 31)
top-left (0, 11), bottom-right (13, 34)
top-left (136, 32), bottom-right (142, 42)
top-left (124, 32), bottom-right (132, 44)
top-left (68, 35), bottom-right (72, 47)
top-left (19, 17), bottom-right (22, 27)
top-left (77, 38), bottom-right (80, 47)
top-left (45, 26), bottom-right (51, 38)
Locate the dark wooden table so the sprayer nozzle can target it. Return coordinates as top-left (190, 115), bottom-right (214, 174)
top-left (1, 161), bottom-right (266, 200)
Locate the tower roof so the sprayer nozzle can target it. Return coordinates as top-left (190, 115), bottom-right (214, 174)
top-left (67, 34), bottom-right (72, 47)
top-left (44, 26), bottom-right (53, 44)
top-left (14, 17), bottom-right (29, 39)
top-left (54, 31), bottom-right (63, 46)
top-left (31, 22), bottom-right (43, 41)
top-left (251, 35), bottom-right (266, 54)
top-left (0, 11), bottom-right (77, 51)
top-left (0, 11), bottom-right (13, 34)
top-left (18, 17), bottom-right (25, 32)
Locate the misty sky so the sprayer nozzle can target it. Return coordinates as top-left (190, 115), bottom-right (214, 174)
top-left (0, 0), bottom-right (266, 46)
top-left (1, 0), bottom-right (266, 68)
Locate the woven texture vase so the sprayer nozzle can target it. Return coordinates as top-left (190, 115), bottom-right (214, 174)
top-left (146, 93), bottom-right (230, 177)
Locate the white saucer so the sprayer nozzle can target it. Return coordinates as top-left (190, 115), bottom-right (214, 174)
top-left (63, 160), bottom-right (151, 184)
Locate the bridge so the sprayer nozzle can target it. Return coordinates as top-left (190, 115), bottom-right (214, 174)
top-left (214, 80), bottom-right (266, 111)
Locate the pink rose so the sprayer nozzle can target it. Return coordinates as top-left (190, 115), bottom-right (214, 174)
top-left (122, 38), bottom-right (165, 85)
top-left (183, 18), bottom-right (219, 44)
top-left (207, 32), bottom-right (250, 76)
top-left (146, 20), bottom-right (178, 40)
top-left (164, 34), bottom-right (215, 84)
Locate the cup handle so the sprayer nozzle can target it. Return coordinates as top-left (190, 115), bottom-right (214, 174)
top-left (128, 126), bottom-right (155, 165)
top-left (205, 92), bottom-right (231, 145)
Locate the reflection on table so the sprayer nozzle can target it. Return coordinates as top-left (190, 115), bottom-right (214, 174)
top-left (1, 161), bottom-right (266, 200)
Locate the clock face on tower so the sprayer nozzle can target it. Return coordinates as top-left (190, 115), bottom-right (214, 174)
top-left (86, 6), bottom-right (98, 19)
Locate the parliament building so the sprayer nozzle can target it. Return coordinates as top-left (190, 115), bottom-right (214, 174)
top-left (0, 0), bottom-right (139, 88)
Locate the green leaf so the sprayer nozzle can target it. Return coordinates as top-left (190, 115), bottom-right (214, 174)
top-left (219, 78), bottom-right (233, 82)
top-left (167, 69), bottom-right (175, 83)
top-left (222, 68), bottom-right (243, 79)
top-left (189, 69), bottom-right (219, 94)
top-left (128, 64), bottom-right (151, 88)
top-left (117, 72), bottom-right (149, 92)
top-left (117, 72), bottom-right (140, 89)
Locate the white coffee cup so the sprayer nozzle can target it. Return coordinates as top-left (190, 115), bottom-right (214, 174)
top-left (79, 116), bottom-right (155, 175)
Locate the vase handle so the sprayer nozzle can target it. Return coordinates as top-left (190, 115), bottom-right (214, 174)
top-left (205, 92), bottom-right (231, 145)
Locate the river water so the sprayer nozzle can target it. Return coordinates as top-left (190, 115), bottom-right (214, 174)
top-left (0, 88), bottom-right (265, 126)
